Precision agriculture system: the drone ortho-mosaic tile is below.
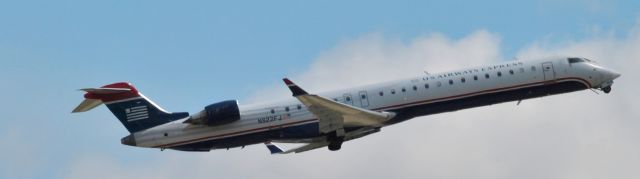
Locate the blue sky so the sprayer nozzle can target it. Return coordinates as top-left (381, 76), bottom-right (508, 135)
top-left (1, 0), bottom-right (639, 178)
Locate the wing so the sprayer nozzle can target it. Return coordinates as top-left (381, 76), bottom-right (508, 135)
top-left (267, 127), bottom-right (381, 154)
top-left (282, 141), bottom-right (330, 154)
top-left (283, 78), bottom-right (395, 134)
top-left (263, 140), bottom-right (328, 154)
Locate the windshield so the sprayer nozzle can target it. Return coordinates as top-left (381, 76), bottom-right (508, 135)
top-left (568, 57), bottom-right (586, 63)
top-left (568, 57), bottom-right (597, 64)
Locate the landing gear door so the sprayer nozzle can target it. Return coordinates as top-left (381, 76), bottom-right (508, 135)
top-left (542, 62), bottom-right (555, 81)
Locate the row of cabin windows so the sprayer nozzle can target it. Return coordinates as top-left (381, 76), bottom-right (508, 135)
top-left (270, 105), bottom-right (303, 114)
top-left (377, 66), bottom-right (537, 97)
top-left (268, 66), bottom-right (538, 112)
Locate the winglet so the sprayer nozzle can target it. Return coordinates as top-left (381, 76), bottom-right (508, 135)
top-left (264, 142), bottom-right (284, 154)
top-left (283, 78), bottom-right (308, 96)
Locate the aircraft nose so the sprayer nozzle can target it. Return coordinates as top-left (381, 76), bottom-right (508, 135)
top-left (606, 69), bottom-right (621, 80)
top-left (612, 71), bottom-right (621, 79)
top-left (121, 134), bottom-right (136, 146)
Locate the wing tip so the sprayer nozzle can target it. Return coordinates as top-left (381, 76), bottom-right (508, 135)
top-left (283, 78), bottom-right (294, 85)
top-left (282, 78), bottom-right (308, 96)
top-left (264, 142), bottom-right (284, 154)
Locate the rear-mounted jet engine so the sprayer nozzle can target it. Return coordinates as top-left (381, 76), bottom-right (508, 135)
top-left (185, 100), bottom-right (241, 126)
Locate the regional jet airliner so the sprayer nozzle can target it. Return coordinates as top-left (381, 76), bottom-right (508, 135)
top-left (72, 56), bottom-right (620, 154)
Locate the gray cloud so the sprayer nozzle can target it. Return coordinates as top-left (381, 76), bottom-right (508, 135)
top-left (64, 22), bottom-right (640, 179)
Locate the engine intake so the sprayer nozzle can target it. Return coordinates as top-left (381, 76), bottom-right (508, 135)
top-left (188, 100), bottom-right (240, 126)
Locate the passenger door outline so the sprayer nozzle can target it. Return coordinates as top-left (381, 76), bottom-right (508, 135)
top-left (542, 62), bottom-right (555, 81)
top-left (358, 91), bottom-right (369, 107)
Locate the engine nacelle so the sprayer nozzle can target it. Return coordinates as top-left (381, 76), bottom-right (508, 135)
top-left (188, 100), bottom-right (241, 126)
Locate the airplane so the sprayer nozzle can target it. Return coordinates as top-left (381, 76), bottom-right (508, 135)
top-left (72, 56), bottom-right (620, 154)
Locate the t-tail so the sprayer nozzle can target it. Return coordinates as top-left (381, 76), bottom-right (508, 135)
top-left (72, 82), bottom-right (189, 133)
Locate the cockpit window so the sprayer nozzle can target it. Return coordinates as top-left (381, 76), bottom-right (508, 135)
top-left (568, 57), bottom-right (586, 64)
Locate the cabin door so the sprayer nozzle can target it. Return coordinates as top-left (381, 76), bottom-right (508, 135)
top-left (358, 91), bottom-right (369, 107)
top-left (542, 62), bottom-right (555, 81)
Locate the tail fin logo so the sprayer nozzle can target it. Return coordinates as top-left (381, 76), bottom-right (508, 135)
top-left (126, 105), bottom-right (149, 122)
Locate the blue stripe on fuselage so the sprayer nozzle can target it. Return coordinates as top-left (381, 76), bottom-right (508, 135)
top-left (169, 80), bottom-right (590, 151)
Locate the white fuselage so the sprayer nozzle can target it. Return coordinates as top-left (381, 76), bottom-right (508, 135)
top-left (131, 56), bottom-right (620, 149)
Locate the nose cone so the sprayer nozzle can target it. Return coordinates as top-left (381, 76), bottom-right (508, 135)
top-left (612, 71), bottom-right (621, 79)
top-left (606, 69), bottom-right (621, 80)
top-left (121, 134), bottom-right (136, 146)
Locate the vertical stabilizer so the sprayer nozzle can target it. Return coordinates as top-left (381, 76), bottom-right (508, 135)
top-left (73, 82), bottom-right (189, 133)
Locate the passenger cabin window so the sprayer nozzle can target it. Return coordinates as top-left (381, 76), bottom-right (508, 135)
top-left (449, 79), bottom-right (454, 85)
top-left (270, 109), bottom-right (275, 114)
top-left (531, 66), bottom-right (536, 71)
top-left (437, 81), bottom-right (442, 87)
top-left (497, 71), bottom-right (502, 77)
top-left (346, 96), bottom-right (351, 101)
top-left (379, 91), bottom-right (384, 96)
top-left (519, 68), bottom-right (525, 73)
top-left (485, 73), bottom-right (490, 79)
top-left (285, 107), bottom-right (289, 112)
top-left (401, 88), bottom-right (406, 92)
top-left (424, 84), bottom-right (430, 89)
top-left (391, 89), bottom-right (396, 94)
top-left (509, 70), bottom-right (514, 75)
top-left (361, 94), bottom-right (366, 99)
top-left (461, 77), bottom-right (466, 83)
top-left (474, 75), bottom-right (478, 81)
top-left (297, 105), bottom-right (302, 110)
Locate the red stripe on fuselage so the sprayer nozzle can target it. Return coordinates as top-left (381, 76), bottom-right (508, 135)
top-left (373, 77), bottom-right (591, 110)
top-left (153, 77), bottom-right (591, 148)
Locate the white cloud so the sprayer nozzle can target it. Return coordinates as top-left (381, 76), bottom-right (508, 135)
top-left (65, 22), bottom-right (640, 179)
top-left (0, 128), bottom-right (43, 179)
top-left (245, 30), bottom-right (502, 104)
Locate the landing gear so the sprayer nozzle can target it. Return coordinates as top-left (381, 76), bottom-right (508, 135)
top-left (327, 131), bottom-right (344, 151)
top-left (328, 140), bottom-right (343, 151)
top-left (602, 86), bottom-right (612, 94)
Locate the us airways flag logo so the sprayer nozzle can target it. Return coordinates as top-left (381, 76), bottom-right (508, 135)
top-left (126, 106), bottom-right (149, 122)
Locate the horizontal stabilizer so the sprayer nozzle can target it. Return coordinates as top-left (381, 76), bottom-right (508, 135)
top-left (72, 83), bottom-right (141, 113)
top-left (72, 99), bottom-right (103, 113)
top-left (80, 87), bottom-right (131, 94)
